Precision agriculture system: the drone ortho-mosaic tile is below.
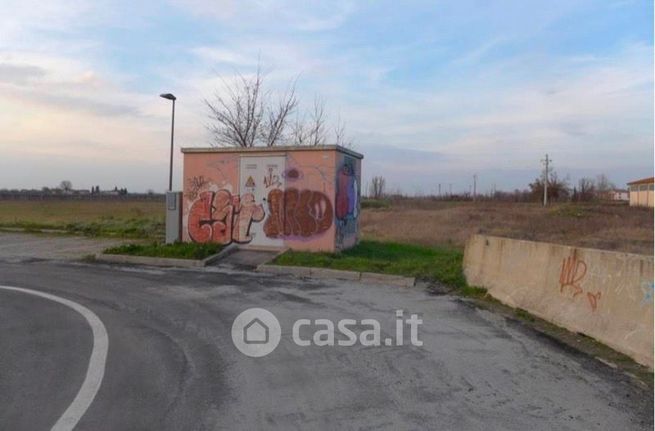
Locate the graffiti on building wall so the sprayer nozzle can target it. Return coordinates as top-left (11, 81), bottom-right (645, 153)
top-left (186, 176), bottom-right (209, 200)
top-left (264, 188), bottom-right (333, 238)
top-left (186, 151), bottom-right (361, 247)
top-left (188, 190), bottom-right (265, 244)
top-left (559, 253), bottom-right (602, 311)
top-left (641, 280), bottom-right (654, 305)
top-left (283, 167), bottom-right (302, 181)
top-left (335, 157), bottom-right (359, 248)
top-left (336, 161), bottom-right (358, 220)
top-left (188, 179), bottom-right (335, 244)
top-left (263, 166), bottom-right (283, 188)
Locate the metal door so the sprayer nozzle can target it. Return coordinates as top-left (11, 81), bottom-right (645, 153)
top-left (239, 155), bottom-right (285, 247)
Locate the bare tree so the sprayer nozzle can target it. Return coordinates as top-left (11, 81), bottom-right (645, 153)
top-left (529, 171), bottom-right (570, 202)
top-left (59, 180), bottom-right (73, 192)
top-left (291, 113), bottom-right (309, 146)
top-left (290, 96), bottom-right (327, 146)
top-left (334, 114), bottom-right (353, 148)
top-left (205, 65), bottom-right (297, 147)
top-left (595, 173), bottom-right (615, 198)
top-left (369, 176), bottom-right (386, 199)
top-left (577, 177), bottom-right (596, 201)
top-left (308, 96), bottom-right (326, 146)
top-left (206, 64), bottom-right (353, 148)
top-left (261, 79), bottom-right (298, 147)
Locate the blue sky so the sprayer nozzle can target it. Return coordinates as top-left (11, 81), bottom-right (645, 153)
top-left (0, 0), bottom-right (652, 193)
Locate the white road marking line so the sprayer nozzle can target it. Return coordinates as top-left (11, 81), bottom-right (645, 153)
top-left (0, 285), bottom-right (109, 431)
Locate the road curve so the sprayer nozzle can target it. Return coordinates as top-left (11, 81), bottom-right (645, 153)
top-left (0, 259), bottom-right (652, 430)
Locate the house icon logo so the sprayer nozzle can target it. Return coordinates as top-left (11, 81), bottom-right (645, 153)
top-left (232, 308), bottom-right (281, 357)
top-left (243, 318), bottom-right (269, 344)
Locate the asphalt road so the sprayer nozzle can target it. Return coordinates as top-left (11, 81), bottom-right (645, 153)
top-left (0, 232), bottom-right (124, 260)
top-left (0, 258), bottom-right (652, 430)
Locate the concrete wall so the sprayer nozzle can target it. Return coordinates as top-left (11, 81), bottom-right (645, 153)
top-left (463, 235), bottom-right (654, 368)
top-left (181, 146), bottom-right (362, 252)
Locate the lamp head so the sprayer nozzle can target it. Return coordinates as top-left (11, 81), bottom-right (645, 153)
top-left (160, 93), bottom-right (176, 101)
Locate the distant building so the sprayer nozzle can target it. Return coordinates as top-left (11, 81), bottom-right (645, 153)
top-left (604, 189), bottom-right (629, 202)
top-left (627, 177), bottom-right (654, 207)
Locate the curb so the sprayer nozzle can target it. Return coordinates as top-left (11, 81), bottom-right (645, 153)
top-left (256, 264), bottom-right (415, 287)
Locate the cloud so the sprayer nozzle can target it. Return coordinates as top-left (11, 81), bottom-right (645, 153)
top-left (0, 0), bottom-right (651, 193)
top-left (0, 63), bottom-right (45, 85)
top-left (170, 0), bottom-right (356, 31)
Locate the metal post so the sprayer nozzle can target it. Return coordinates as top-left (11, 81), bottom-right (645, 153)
top-left (168, 99), bottom-right (175, 191)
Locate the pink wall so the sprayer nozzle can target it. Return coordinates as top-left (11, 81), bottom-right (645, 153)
top-left (182, 147), bottom-right (362, 252)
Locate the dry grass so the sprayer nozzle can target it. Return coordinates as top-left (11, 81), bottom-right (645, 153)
top-left (0, 200), bottom-right (163, 224)
top-left (361, 200), bottom-right (654, 255)
top-left (0, 200), bottom-right (165, 239)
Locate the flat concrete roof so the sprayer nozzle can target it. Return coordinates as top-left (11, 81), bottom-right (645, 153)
top-left (181, 144), bottom-right (363, 159)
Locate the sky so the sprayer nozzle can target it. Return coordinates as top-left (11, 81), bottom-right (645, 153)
top-left (0, 0), bottom-right (652, 194)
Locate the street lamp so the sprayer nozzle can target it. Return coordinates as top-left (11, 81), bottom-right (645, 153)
top-left (160, 93), bottom-right (176, 191)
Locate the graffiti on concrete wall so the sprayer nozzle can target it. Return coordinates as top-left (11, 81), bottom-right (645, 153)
top-left (559, 254), bottom-right (586, 297)
top-left (188, 190), bottom-right (265, 244)
top-left (188, 187), bottom-right (334, 243)
top-left (263, 166), bottom-right (283, 188)
top-left (559, 254), bottom-right (602, 311)
top-left (335, 157), bottom-right (359, 248)
top-left (282, 167), bottom-right (303, 181)
top-left (641, 280), bottom-right (654, 305)
top-left (186, 176), bottom-right (209, 201)
top-left (185, 151), bottom-right (361, 248)
top-left (263, 188), bottom-right (333, 238)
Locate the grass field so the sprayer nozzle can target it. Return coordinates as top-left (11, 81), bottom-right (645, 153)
top-left (1, 198), bottom-right (652, 255)
top-left (0, 200), bottom-right (164, 239)
top-left (361, 199), bottom-right (654, 255)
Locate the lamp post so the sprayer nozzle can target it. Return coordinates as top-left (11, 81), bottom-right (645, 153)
top-left (160, 93), bottom-right (176, 191)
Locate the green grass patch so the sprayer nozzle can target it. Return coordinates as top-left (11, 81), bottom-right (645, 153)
top-left (514, 308), bottom-right (536, 322)
top-left (104, 242), bottom-right (223, 260)
top-left (273, 240), bottom-right (467, 288)
top-left (361, 198), bottom-right (391, 209)
top-left (550, 204), bottom-right (591, 219)
top-left (458, 285), bottom-right (488, 298)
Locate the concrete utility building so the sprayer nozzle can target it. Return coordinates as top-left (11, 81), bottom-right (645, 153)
top-left (627, 177), bottom-right (654, 207)
top-left (181, 145), bottom-right (363, 252)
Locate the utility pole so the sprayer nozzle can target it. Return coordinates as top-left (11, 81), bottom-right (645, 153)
top-left (159, 93), bottom-right (177, 191)
top-left (541, 154), bottom-right (552, 206)
top-left (473, 174), bottom-right (478, 201)
top-left (438, 183), bottom-right (441, 197)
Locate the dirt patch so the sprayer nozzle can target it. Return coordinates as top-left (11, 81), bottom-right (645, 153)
top-left (361, 200), bottom-right (653, 255)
